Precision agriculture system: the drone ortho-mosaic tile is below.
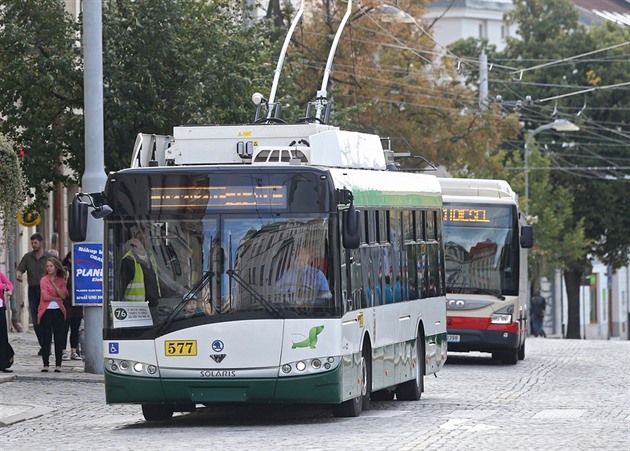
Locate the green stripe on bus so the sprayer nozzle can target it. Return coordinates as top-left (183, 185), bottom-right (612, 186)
top-left (353, 190), bottom-right (442, 208)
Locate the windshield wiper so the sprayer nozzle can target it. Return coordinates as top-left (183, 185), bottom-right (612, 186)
top-left (159, 271), bottom-right (214, 332)
top-left (226, 269), bottom-right (283, 318)
top-left (465, 286), bottom-right (505, 300)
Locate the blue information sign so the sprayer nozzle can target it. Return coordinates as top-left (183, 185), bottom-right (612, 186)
top-left (73, 242), bottom-right (103, 306)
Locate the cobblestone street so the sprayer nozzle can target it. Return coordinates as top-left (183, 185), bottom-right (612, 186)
top-left (1, 331), bottom-right (629, 450)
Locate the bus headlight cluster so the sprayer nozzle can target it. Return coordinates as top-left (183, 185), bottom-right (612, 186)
top-left (279, 356), bottom-right (339, 377)
top-left (447, 299), bottom-right (466, 309)
top-left (491, 313), bottom-right (512, 324)
top-left (105, 358), bottom-right (159, 378)
top-left (491, 305), bottom-right (514, 324)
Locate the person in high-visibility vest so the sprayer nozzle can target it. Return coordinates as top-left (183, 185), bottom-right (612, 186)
top-left (121, 238), bottom-right (161, 307)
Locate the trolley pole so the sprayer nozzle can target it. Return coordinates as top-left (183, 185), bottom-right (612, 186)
top-left (82, 0), bottom-right (106, 374)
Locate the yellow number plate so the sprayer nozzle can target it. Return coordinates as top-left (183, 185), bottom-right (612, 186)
top-left (165, 340), bottom-right (197, 356)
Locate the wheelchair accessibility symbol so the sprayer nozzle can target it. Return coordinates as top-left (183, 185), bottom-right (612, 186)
top-left (109, 342), bottom-right (120, 354)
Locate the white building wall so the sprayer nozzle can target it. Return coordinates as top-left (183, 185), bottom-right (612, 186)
top-left (423, 1), bottom-right (515, 51)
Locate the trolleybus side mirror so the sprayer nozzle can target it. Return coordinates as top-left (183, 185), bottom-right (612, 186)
top-left (68, 196), bottom-right (88, 242)
top-left (520, 225), bottom-right (533, 248)
top-left (343, 205), bottom-right (361, 249)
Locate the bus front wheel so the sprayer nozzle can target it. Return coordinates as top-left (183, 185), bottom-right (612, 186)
top-left (142, 404), bottom-right (174, 421)
top-left (332, 347), bottom-right (370, 417)
top-left (396, 333), bottom-right (424, 401)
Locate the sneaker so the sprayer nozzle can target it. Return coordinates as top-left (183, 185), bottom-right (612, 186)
top-left (71, 352), bottom-right (81, 360)
top-left (62, 353), bottom-right (70, 361)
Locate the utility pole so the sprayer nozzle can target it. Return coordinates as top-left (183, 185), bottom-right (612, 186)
top-left (82, 0), bottom-right (107, 374)
top-left (479, 49), bottom-right (488, 109)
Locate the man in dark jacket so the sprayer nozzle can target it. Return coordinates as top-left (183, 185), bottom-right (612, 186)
top-left (530, 290), bottom-right (547, 337)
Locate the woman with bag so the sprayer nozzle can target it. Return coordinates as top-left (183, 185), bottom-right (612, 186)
top-left (38, 257), bottom-right (68, 372)
top-left (0, 269), bottom-right (15, 372)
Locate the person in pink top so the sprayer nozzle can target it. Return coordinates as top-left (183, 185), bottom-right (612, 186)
top-left (0, 270), bottom-right (15, 372)
top-left (38, 257), bottom-right (68, 372)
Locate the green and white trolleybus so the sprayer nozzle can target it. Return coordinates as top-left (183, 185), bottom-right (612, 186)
top-left (70, 0), bottom-right (447, 420)
top-left (71, 124), bottom-right (448, 420)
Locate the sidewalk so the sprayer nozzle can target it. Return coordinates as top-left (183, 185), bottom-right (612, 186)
top-left (0, 329), bottom-right (103, 426)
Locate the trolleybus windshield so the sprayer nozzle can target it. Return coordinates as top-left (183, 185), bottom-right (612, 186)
top-left (442, 203), bottom-right (519, 296)
top-left (103, 170), bottom-right (337, 333)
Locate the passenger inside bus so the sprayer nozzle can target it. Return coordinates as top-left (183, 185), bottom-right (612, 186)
top-left (178, 299), bottom-right (205, 320)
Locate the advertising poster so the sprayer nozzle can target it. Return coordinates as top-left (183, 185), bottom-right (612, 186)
top-left (73, 242), bottom-right (103, 306)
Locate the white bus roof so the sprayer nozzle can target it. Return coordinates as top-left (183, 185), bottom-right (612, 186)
top-left (131, 123), bottom-right (388, 171)
top-left (438, 178), bottom-right (517, 204)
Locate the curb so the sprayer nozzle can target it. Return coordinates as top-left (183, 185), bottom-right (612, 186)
top-left (0, 405), bottom-right (54, 427)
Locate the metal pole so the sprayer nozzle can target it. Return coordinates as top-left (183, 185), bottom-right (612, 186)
top-left (316, 0), bottom-right (354, 121)
top-left (524, 131), bottom-right (531, 217)
top-left (82, 0), bottom-right (107, 374)
top-left (479, 50), bottom-right (488, 109)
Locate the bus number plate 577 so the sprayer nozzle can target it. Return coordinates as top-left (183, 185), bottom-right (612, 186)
top-left (165, 340), bottom-right (197, 356)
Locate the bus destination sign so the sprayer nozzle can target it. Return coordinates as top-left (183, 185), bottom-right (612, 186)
top-left (442, 207), bottom-right (491, 223)
top-left (151, 185), bottom-right (287, 210)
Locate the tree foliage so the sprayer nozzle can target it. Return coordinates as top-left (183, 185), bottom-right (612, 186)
top-left (269, 0), bottom-right (520, 174)
top-left (0, 0), bottom-right (274, 210)
top-left (101, 0), bottom-right (274, 170)
top-left (456, 0), bottom-right (630, 338)
top-left (0, 0), bottom-right (83, 212)
top-left (502, 0), bottom-right (630, 270)
top-left (0, 134), bottom-right (26, 251)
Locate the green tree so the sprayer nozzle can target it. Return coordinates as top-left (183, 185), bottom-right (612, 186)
top-left (0, 0), bottom-right (83, 213)
top-left (0, 0), bottom-right (274, 210)
top-left (0, 134), bottom-right (26, 251)
top-left (500, 0), bottom-right (630, 338)
top-left (101, 0), bottom-right (274, 170)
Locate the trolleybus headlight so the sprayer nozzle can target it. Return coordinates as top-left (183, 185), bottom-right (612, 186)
top-left (110, 364), bottom-right (118, 371)
top-left (108, 359), bottom-right (115, 366)
top-left (492, 305), bottom-right (514, 324)
top-left (281, 364), bottom-right (292, 374)
top-left (311, 359), bottom-right (322, 369)
top-left (491, 313), bottom-right (512, 324)
top-left (327, 357), bottom-right (334, 363)
top-left (133, 362), bottom-right (144, 373)
top-left (119, 360), bottom-right (129, 370)
top-left (296, 361), bottom-right (307, 371)
top-left (147, 365), bottom-right (157, 375)
top-left (324, 362), bottom-right (331, 369)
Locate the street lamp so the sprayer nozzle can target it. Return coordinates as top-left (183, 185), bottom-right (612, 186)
top-left (524, 119), bottom-right (579, 217)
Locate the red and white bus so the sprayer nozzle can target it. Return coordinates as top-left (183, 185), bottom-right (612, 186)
top-left (439, 178), bottom-right (533, 364)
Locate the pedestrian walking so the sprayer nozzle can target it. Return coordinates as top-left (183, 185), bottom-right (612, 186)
top-left (61, 252), bottom-right (83, 361)
top-left (38, 257), bottom-right (68, 372)
top-left (530, 290), bottom-right (547, 337)
top-left (0, 270), bottom-right (15, 372)
top-left (16, 233), bottom-right (52, 355)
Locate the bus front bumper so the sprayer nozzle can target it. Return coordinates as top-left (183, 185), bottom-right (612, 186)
top-left (104, 365), bottom-right (344, 405)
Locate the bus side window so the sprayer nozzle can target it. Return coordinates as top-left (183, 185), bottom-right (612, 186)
top-left (360, 245), bottom-right (374, 307)
top-left (419, 241), bottom-right (428, 298)
top-left (406, 243), bottom-right (418, 300)
top-left (426, 210), bottom-right (440, 297)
